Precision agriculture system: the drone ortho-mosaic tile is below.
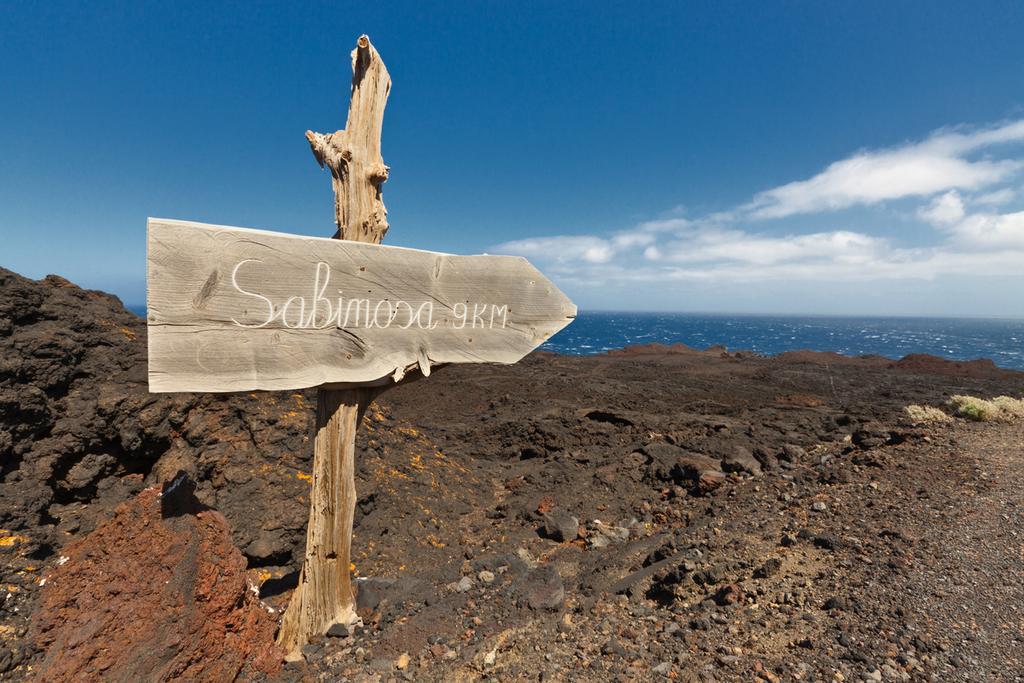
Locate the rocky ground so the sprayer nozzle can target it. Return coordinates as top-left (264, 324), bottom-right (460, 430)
top-left (2, 267), bottom-right (1023, 681)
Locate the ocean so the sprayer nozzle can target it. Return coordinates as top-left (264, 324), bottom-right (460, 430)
top-left (126, 307), bottom-right (1024, 371)
top-left (541, 312), bottom-right (1024, 371)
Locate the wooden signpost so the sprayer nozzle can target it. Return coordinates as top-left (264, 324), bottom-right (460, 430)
top-left (146, 35), bottom-right (575, 660)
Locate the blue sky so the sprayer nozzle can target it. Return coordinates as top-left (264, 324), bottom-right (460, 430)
top-left (2, 1), bottom-right (1023, 315)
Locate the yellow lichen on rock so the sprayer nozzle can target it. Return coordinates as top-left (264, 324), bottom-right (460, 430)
top-left (0, 533), bottom-right (29, 548)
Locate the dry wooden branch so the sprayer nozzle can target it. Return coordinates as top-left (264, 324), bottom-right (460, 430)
top-left (277, 34), bottom-right (390, 661)
top-left (306, 34), bottom-right (391, 243)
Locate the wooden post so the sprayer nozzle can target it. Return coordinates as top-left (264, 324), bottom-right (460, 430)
top-left (276, 35), bottom-right (391, 660)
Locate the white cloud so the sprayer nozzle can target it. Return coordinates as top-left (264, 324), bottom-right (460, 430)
top-left (656, 228), bottom-right (886, 266)
top-left (950, 209), bottom-right (1024, 248)
top-left (744, 120), bottom-right (1024, 220)
top-left (973, 188), bottom-right (1017, 206)
top-left (643, 245), bottom-right (662, 260)
top-left (493, 118), bottom-right (1024, 300)
top-left (918, 191), bottom-right (966, 225)
top-left (495, 235), bottom-right (615, 264)
top-left (611, 232), bottom-right (655, 248)
top-left (633, 217), bottom-right (695, 233)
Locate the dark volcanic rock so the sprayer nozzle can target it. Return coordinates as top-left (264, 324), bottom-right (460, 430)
top-left (0, 267), bottom-right (313, 568)
top-left (516, 565), bottom-right (565, 611)
top-left (780, 443), bottom-right (808, 463)
top-left (641, 443), bottom-right (726, 495)
top-left (712, 583), bottom-right (744, 606)
top-left (30, 481), bottom-right (281, 681)
top-left (721, 445), bottom-right (762, 476)
top-left (542, 509), bottom-right (580, 542)
top-left (754, 557), bottom-right (783, 579)
top-left (852, 422), bottom-right (891, 449)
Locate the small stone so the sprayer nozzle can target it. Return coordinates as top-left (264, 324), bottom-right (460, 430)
top-left (518, 565), bottom-right (565, 610)
top-left (696, 469), bottom-right (727, 494)
top-left (823, 596), bottom-right (848, 611)
top-left (395, 653), bottom-right (410, 670)
top-left (515, 548), bottom-right (539, 569)
top-left (355, 576), bottom-right (395, 613)
top-left (813, 535), bottom-right (841, 550)
top-left (456, 576), bottom-right (473, 593)
top-left (652, 661), bottom-right (672, 676)
top-left (712, 583), bottom-right (743, 606)
top-left (689, 617), bottom-right (711, 631)
top-left (753, 557), bottom-right (782, 579)
top-left (326, 622), bottom-right (353, 638)
top-left (881, 664), bottom-right (901, 679)
top-left (780, 444), bottom-right (806, 462)
top-left (483, 648), bottom-right (496, 667)
top-left (478, 570), bottom-right (495, 584)
top-left (543, 510), bottom-right (580, 542)
top-left (536, 496), bottom-right (556, 514)
top-left (721, 445), bottom-right (762, 476)
top-left (587, 520), bottom-right (630, 548)
top-left (244, 531), bottom-right (287, 564)
top-left (811, 501), bottom-right (827, 512)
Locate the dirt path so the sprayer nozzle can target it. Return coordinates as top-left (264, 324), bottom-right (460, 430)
top-left (902, 422), bottom-right (1024, 681)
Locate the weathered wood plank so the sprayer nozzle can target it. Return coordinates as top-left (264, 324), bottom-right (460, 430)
top-left (147, 217), bottom-right (576, 392)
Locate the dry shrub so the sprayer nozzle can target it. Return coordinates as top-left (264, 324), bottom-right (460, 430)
top-left (904, 404), bottom-right (952, 424)
top-left (992, 395), bottom-right (1024, 419)
top-left (949, 395), bottom-right (1024, 422)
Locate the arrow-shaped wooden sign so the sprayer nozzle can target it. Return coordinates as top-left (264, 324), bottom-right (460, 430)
top-left (147, 218), bottom-right (576, 393)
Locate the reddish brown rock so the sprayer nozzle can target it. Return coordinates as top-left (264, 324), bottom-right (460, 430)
top-left (30, 478), bottom-right (282, 681)
top-left (713, 583), bottom-right (744, 606)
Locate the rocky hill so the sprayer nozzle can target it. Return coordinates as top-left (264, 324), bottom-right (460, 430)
top-left (2, 267), bottom-right (1023, 681)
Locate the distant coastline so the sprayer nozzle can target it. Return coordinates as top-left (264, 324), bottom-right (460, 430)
top-left (127, 306), bottom-right (1024, 371)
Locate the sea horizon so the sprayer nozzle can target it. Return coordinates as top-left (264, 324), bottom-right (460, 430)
top-left (126, 305), bottom-right (1024, 371)
top-left (125, 305), bottom-right (1024, 322)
